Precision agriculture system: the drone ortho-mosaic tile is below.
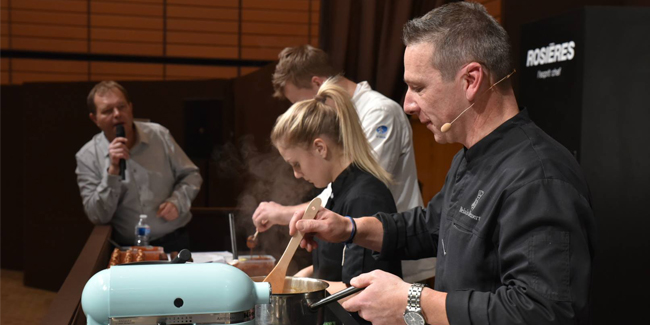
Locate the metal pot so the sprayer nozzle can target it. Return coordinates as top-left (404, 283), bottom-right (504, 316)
top-left (252, 276), bottom-right (362, 325)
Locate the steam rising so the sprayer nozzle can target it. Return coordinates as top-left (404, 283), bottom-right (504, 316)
top-left (213, 135), bottom-right (315, 274)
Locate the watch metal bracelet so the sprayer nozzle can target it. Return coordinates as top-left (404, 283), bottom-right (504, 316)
top-left (406, 283), bottom-right (425, 313)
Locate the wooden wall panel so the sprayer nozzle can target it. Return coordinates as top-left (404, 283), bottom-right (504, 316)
top-left (241, 47), bottom-right (282, 60)
top-left (11, 10), bottom-right (87, 26)
top-left (12, 72), bottom-right (87, 84)
top-left (108, 0), bottom-right (163, 4)
top-left (1, 58), bottom-right (9, 84)
top-left (90, 62), bottom-right (162, 77)
top-left (2, 0), bottom-right (9, 49)
top-left (91, 28), bottom-right (162, 43)
top-left (166, 44), bottom-right (237, 59)
top-left (243, 0), bottom-right (310, 11)
top-left (90, 1), bottom-right (163, 17)
top-left (1, 8), bottom-right (9, 24)
top-left (167, 5), bottom-right (237, 20)
top-left (242, 35), bottom-right (309, 48)
top-left (89, 74), bottom-right (162, 81)
top-left (483, 0), bottom-right (502, 20)
top-left (241, 66), bottom-right (259, 76)
top-left (167, 31), bottom-right (238, 46)
top-left (311, 9), bottom-right (319, 24)
top-left (166, 0), bottom-right (237, 7)
top-left (12, 59), bottom-right (87, 74)
top-left (91, 41), bottom-right (162, 56)
top-left (243, 10), bottom-right (310, 23)
top-left (11, 24), bottom-right (86, 39)
top-left (11, 0), bottom-right (86, 13)
top-left (106, 0), bottom-right (165, 4)
top-left (243, 22), bottom-right (308, 36)
top-left (1, 36), bottom-right (8, 50)
top-left (11, 59), bottom-right (88, 84)
top-left (12, 37), bottom-right (87, 52)
top-left (473, 0), bottom-right (502, 21)
top-left (4, 0), bottom-right (320, 83)
top-left (165, 64), bottom-right (238, 79)
top-left (311, 23), bottom-right (318, 37)
top-left (91, 15), bottom-right (162, 30)
top-left (9, 0), bottom-right (90, 54)
top-left (166, 19), bottom-right (237, 33)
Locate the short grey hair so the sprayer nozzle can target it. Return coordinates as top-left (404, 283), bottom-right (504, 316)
top-left (403, 2), bottom-right (512, 82)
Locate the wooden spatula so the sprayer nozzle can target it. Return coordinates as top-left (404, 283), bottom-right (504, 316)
top-left (263, 197), bottom-right (322, 294)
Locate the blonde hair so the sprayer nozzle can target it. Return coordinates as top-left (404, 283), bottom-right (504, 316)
top-left (272, 45), bottom-right (339, 100)
top-left (271, 78), bottom-right (392, 185)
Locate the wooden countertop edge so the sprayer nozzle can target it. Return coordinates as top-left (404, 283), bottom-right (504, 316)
top-left (41, 225), bottom-right (112, 325)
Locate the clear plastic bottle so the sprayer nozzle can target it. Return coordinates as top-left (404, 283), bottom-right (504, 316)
top-left (134, 214), bottom-right (151, 247)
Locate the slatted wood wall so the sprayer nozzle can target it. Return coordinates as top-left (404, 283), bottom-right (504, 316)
top-left (0, 0), bottom-right (319, 84)
top-left (0, 0), bottom-right (502, 204)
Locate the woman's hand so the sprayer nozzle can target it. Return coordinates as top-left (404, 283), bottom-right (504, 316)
top-left (289, 207), bottom-right (352, 252)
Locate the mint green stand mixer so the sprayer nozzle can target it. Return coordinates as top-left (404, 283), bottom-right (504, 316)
top-left (82, 262), bottom-right (270, 325)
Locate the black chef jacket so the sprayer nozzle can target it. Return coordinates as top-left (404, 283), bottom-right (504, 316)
top-left (314, 164), bottom-right (402, 284)
top-left (375, 109), bottom-right (595, 325)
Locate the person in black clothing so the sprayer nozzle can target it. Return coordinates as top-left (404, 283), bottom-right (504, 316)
top-left (271, 78), bottom-right (402, 324)
top-left (288, 3), bottom-right (596, 325)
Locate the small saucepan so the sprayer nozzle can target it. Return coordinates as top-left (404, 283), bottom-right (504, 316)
top-left (252, 276), bottom-right (362, 325)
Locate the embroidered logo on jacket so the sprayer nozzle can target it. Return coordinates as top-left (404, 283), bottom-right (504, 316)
top-left (376, 125), bottom-right (388, 139)
top-left (459, 190), bottom-right (484, 221)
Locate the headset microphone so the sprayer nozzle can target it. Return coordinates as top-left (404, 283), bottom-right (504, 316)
top-left (440, 69), bottom-right (516, 133)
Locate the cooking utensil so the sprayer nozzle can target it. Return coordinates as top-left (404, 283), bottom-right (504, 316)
top-left (252, 276), bottom-right (363, 325)
top-left (228, 212), bottom-right (238, 260)
top-left (248, 230), bottom-right (259, 248)
top-left (263, 197), bottom-right (321, 294)
top-left (247, 230), bottom-right (259, 257)
top-left (308, 285), bottom-right (363, 310)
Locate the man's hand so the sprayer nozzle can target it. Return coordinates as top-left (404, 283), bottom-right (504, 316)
top-left (289, 207), bottom-right (352, 252)
top-left (342, 270), bottom-right (411, 325)
top-left (107, 136), bottom-right (129, 175)
top-left (157, 202), bottom-right (179, 221)
top-left (251, 201), bottom-right (296, 232)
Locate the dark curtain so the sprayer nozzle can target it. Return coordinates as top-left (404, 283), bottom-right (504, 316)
top-left (319, 0), bottom-right (455, 103)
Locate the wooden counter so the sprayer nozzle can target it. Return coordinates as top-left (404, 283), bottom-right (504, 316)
top-left (42, 208), bottom-right (241, 325)
top-left (41, 225), bottom-right (113, 325)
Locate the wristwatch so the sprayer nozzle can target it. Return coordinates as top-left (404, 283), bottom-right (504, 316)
top-left (403, 283), bottom-right (427, 325)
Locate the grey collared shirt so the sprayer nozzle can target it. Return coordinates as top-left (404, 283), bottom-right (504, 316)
top-left (75, 121), bottom-right (202, 245)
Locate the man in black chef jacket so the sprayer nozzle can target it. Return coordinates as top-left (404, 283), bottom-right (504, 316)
top-left (288, 2), bottom-right (596, 325)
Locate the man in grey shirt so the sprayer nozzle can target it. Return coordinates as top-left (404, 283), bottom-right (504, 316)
top-left (75, 81), bottom-right (202, 252)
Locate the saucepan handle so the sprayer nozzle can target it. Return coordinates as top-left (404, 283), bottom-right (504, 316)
top-left (309, 286), bottom-right (364, 310)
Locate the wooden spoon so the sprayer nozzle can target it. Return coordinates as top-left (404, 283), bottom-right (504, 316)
top-left (263, 197), bottom-right (321, 294)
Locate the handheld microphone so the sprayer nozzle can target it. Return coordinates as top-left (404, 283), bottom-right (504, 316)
top-left (440, 69), bottom-right (516, 133)
top-left (115, 124), bottom-right (126, 180)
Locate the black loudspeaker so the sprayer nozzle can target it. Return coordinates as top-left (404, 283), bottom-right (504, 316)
top-left (519, 7), bottom-right (650, 325)
top-left (183, 98), bottom-right (224, 159)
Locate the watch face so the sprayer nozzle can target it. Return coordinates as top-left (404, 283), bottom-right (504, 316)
top-left (403, 311), bottom-right (425, 325)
